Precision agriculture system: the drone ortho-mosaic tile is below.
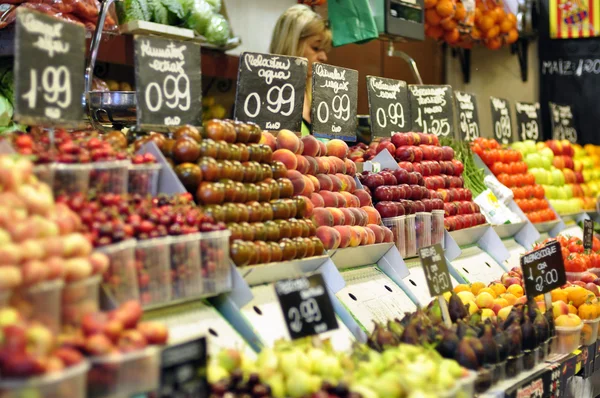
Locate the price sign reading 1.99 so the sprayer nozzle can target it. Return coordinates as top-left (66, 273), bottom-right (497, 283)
top-left (520, 240), bottom-right (566, 298)
top-left (366, 76), bottom-right (410, 138)
top-left (311, 63), bottom-right (358, 142)
top-left (14, 8), bottom-right (85, 126)
top-left (515, 101), bottom-right (542, 142)
top-left (490, 97), bottom-right (514, 144)
top-left (134, 35), bottom-right (202, 131)
top-left (408, 85), bottom-right (454, 137)
top-left (454, 91), bottom-right (480, 142)
top-left (234, 52), bottom-right (307, 132)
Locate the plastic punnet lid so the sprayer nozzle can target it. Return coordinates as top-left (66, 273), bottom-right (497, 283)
top-left (199, 229), bottom-right (232, 239)
top-left (95, 239), bottom-right (137, 254)
top-left (88, 345), bottom-right (160, 364)
top-left (432, 209), bottom-right (445, 215)
top-left (135, 236), bottom-right (172, 249)
top-left (129, 163), bottom-right (162, 171)
top-left (0, 361), bottom-right (90, 388)
top-left (555, 322), bottom-right (584, 332)
top-left (91, 160), bottom-right (132, 169)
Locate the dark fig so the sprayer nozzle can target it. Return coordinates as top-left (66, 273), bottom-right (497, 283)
top-left (506, 323), bottom-right (523, 357)
top-left (494, 329), bottom-right (510, 362)
top-left (455, 339), bottom-right (479, 370)
top-left (436, 329), bottom-right (460, 359)
top-left (400, 322), bottom-right (420, 345)
top-left (521, 315), bottom-right (538, 351)
top-left (480, 324), bottom-right (500, 365)
top-left (449, 292), bottom-right (468, 322)
top-left (534, 313), bottom-right (550, 343)
top-left (465, 336), bottom-right (485, 366)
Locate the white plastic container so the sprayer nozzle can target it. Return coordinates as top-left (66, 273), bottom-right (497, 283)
top-left (456, 370), bottom-right (477, 398)
top-left (415, 212), bottom-right (432, 250)
top-left (10, 280), bottom-right (64, 333)
top-left (0, 361), bottom-right (89, 398)
top-left (128, 163), bottom-right (161, 196)
top-left (89, 160), bottom-right (130, 195)
top-left (53, 164), bottom-right (91, 197)
top-left (555, 323), bottom-right (583, 354)
top-left (581, 317), bottom-right (600, 346)
top-left (96, 240), bottom-right (140, 309)
top-left (200, 230), bottom-right (232, 295)
top-left (87, 346), bottom-right (160, 398)
top-left (405, 214), bottom-right (417, 257)
top-left (382, 216), bottom-right (406, 257)
top-left (62, 275), bottom-right (101, 327)
top-left (431, 209), bottom-right (445, 246)
top-left (135, 237), bottom-right (172, 308)
top-left (170, 233), bottom-right (203, 300)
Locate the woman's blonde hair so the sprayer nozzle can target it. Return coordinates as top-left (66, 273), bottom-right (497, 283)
top-left (269, 5), bottom-right (332, 58)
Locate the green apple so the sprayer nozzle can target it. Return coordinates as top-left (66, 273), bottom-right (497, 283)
top-left (530, 168), bottom-right (548, 185)
top-left (543, 185), bottom-right (556, 199)
top-left (563, 184), bottom-right (573, 199)
top-left (550, 168), bottom-right (565, 186)
top-left (523, 140), bottom-right (538, 154)
top-left (525, 153), bottom-right (542, 169)
top-left (540, 147), bottom-right (555, 162)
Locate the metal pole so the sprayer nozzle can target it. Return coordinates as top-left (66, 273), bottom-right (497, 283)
top-left (387, 41), bottom-right (424, 85)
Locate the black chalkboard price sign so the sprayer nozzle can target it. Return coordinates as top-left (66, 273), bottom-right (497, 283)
top-left (311, 63), bottom-right (358, 141)
top-left (549, 102), bottom-right (578, 143)
top-left (366, 76), bottom-right (410, 138)
top-left (160, 337), bottom-right (207, 398)
top-left (515, 101), bottom-right (542, 142)
top-left (234, 52), bottom-right (307, 132)
top-left (13, 8), bottom-right (85, 127)
top-left (454, 91), bottom-right (480, 142)
top-left (490, 97), bottom-right (514, 144)
top-left (584, 219), bottom-right (594, 252)
top-left (275, 274), bottom-right (338, 340)
top-left (134, 35), bottom-right (202, 131)
top-left (408, 85), bottom-right (454, 137)
top-left (520, 240), bottom-right (566, 298)
top-left (419, 244), bottom-right (452, 297)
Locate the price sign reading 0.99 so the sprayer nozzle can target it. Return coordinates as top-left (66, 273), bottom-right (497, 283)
top-left (454, 91), bottom-right (480, 142)
top-left (408, 85), bottom-right (454, 137)
top-left (234, 52), bottom-right (307, 131)
top-left (366, 76), bottom-right (410, 138)
top-left (515, 101), bottom-right (542, 142)
top-left (520, 240), bottom-right (566, 298)
top-left (311, 63), bottom-right (358, 142)
top-left (490, 97), bottom-right (514, 144)
top-left (134, 35), bottom-right (202, 131)
top-left (275, 274), bottom-right (338, 340)
top-left (419, 244), bottom-right (452, 297)
top-left (14, 8), bottom-right (85, 126)
top-left (550, 102), bottom-right (578, 143)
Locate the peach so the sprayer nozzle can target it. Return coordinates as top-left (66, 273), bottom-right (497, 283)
top-left (320, 191), bottom-right (339, 207)
top-left (367, 224), bottom-right (384, 243)
top-left (310, 193), bottom-right (325, 208)
top-left (311, 208), bottom-right (334, 227)
top-left (273, 149), bottom-right (297, 170)
top-left (301, 136), bottom-right (321, 157)
top-left (365, 227), bottom-right (376, 244)
top-left (287, 170), bottom-right (306, 196)
top-left (300, 176), bottom-right (315, 196)
top-left (351, 208), bottom-right (369, 226)
top-left (307, 175), bottom-right (320, 191)
top-left (318, 140), bottom-right (327, 157)
top-left (316, 157), bottom-right (331, 174)
top-left (330, 157), bottom-right (347, 174)
top-left (345, 159), bottom-right (357, 176)
top-left (326, 139), bottom-right (349, 159)
top-left (297, 140), bottom-right (304, 155)
top-left (335, 174), bottom-right (348, 191)
top-left (305, 156), bottom-right (319, 175)
top-left (339, 208), bottom-right (356, 226)
top-left (329, 192), bottom-right (344, 208)
top-left (498, 306), bottom-right (513, 321)
top-left (329, 208), bottom-right (346, 226)
top-left (260, 132), bottom-right (276, 150)
top-left (355, 226), bottom-right (368, 245)
top-left (343, 175), bottom-right (357, 193)
top-left (354, 189), bottom-right (372, 206)
top-left (382, 227), bottom-right (394, 243)
top-left (329, 175), bottom-right (343, 192)
top-left (296, 155), bottom-right (309, 174)
top-left (342, 192), bottom-right (360, 208)
top-left (481, 308), bottom-right (495, 321)
top-left (555, 313), bottom-right (582, 327)
top-left (298, 196), bottom-right (314, 217)
top-left (276, 129), bottom-right (301, 153)
top-left (362, 206), bottom-right (382, 225)
top-left (316, 174), bottom-right (333, 191)
top-left (334, 226), bottom-right (351, 248)
top-left (316, 226), bottom-right (341, 250)
top-left (349, 226), bottom-right (362, 247)
top-left (552, 301), bottom-right (569, 318)
top-left (475, 292), bottom-right (494, 309)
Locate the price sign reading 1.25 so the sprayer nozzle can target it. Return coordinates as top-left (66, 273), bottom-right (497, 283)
top-left (408, 85), bottom-right (454, 137)
top-left (515, 101), bottom-right (542, 142)
top-left (311, 63), bottom-right (358, 142)
top-left (490, 97), bottom-right (514, 144)
top-left (520, 240), bottom-right (566, 298)
top-left (366, 76), bottom-right (411, 138)
top-left (14, 8), bottom-right (85, 126)
top-left (134, 35), bottom-right (202, 131)
top-left (275, 274), bottom-right (338, 340)
top-left (234, 52), bottom-right (308, 132)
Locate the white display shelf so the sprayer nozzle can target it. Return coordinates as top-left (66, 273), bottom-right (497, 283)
top-left (401, 258), bottom-right (461, 307)
top-left (503, 238), bottom-right (528, 271)
top-left (449, 223), bottom-right (491, 247)
top-left (493, 221), bottom-right (528, 239)
top-left (239, 255), bottom-right (331, 286)
top-left (450, 246), bottom-right (507, 285)
top-left (329, 243), bottom-right (395, 270)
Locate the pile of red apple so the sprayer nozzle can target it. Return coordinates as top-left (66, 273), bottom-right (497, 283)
top-left (263, 130), bottom-right (394, 250)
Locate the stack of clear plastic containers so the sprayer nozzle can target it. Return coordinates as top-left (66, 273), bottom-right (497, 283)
top-left (53, 164), bottom-right (91, 197)
top-left (33, 164), bottom-right (54, 188)
top-left (135, 237), bottom-right (172, 308)
top-left (62, 275), bottom-right (101, 327)
top-left (10, 280), bottom-right (64, 333)
top-left (0, 362), bottom-right (89, 398)
top-left (170, 233), bottom-right (203, 300)
top-left (200, 230), bottom-right (232, 294)
top-left (581, 316), bottom-right (600, 345)
top-left (96, 240), bottom-right (140, 309)
top-left (432, 209), bottom-right (445, 246)
top-left (555, 322), bottom-right (583, 354)
top-left (128, 163), bottom-right (162, 196)
top-left (89, 160), bottom-right (130, 195)
top-left (415, 212), bottom-right (432, 250)
top-left (405, 214), bottom-right (417, 257)
top-left (382, 216), bottom-right (406, 257)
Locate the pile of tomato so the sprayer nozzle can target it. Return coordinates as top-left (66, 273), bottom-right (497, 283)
top-left (536, 236), bottom-right (600, 273)
top-left (471, 138), bottom-right (557, 223)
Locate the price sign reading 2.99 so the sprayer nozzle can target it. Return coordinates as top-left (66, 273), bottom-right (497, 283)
top-left (490, 97), bottom-right (514, 144)
top-left (311, 63), bottom-right (358, 142)
top-left (134, 35), bottom-right (202, 131)
top-left (408, 85), bottom-right (454, 137)
top-left (520, 240), bottom-right (566, 298)
top-left (366, 76), bottom-right (410, 138)
top-left (14, 8), bottom-right (85, 126)
top-left (234, 52), bottom-right (308, 131)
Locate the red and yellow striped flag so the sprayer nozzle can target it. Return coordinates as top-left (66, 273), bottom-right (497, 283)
top-left (550, 0), bottom-right (600, 38)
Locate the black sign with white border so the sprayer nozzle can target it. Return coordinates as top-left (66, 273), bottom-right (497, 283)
top-left (454, 91), bottom-right (481, 142)
top-left (550, 102), bottom-right (578, 143)
top-left (366, 75), bottom-right (410, 137)
top-left (408, 84), bottom-right (454, 137)
top-left (515, 101), bottom-right (542, 142)
top-left (160, 337), bottom-right (207, 398)
top-left (490, 96), bottom-right (514, 144)
top-left (419, 244), bottom-right (452, 297)
top-left (520, 240), bottom-right (566, 298)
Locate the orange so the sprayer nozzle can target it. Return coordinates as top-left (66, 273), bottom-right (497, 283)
top-left (436, 0), bottom-right (456, 18)
top-left (444, 28), bottom-right (460, 44)
top-left (493, 7), bottom-right (506, 22)
top-left (506, 284), bottom-right (523, 298)
top-left (426, 25), bottom-right (445, 39)
top-left (490, 283), bottom-right (507, 296)
top-left (551, 288), bottom-right (569, 303)
top-left (455, 2), bottom-right (466, 20)
top-left (503, 293), bottom-right (517, 305)
top-left (507, 13), bottom-right (517, 25)
top-left (454, 284), bottom-right (470, 293)
top-left (486, 25), bottom-right (500, 39)
top-left (441, 17), bottom-right (458, 30)
top-left (478, 287), bottom-right (497, 298)
top-left (478, 14), bottom-right (495, 32)
top-left (426, 9), bottom-right (443, 25)
top-left (500, 18), bottom-right (513, 33)
top-left (485, 37), bottom-right (502, 49)
top-left (425, 0), bottom-right (438, 9)
top-left (471, 281), bottom-right (486, 295)
top-left (471, 27), bottom-right (482, 40)
top-left (506, 29), bottom-right (519, 44)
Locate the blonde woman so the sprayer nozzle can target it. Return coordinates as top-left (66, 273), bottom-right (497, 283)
top-left (269, 4), bottom-right (332, 137)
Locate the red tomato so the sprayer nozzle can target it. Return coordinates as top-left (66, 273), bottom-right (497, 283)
top-left (533, 185), bottom-right (545, 199)
top-left (567, 236), bottom-right (584, 253)
top-left (593, 237), bottom-right (600, 252)
top-left (565, 253), bottom-right (587, 272)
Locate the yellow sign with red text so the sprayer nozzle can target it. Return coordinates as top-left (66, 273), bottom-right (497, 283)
top-left (550, 0), bottom-right (600, 38)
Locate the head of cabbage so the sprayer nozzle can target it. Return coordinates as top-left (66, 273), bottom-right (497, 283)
top-left (205, 13), bottom-right (231, 46)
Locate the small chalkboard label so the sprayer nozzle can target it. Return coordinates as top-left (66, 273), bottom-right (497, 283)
top-left (234, 52), bottom-right (307, 132)
top-left (275, 273), bottom-right (338, 340)
top-left (13, 8), bottom-right (85, 127)
top-left (515, 101), bottom-right (542, 142)
top-left (550, 102), bottom-right (578, 143)
top-left (520, 240), bottom-right (566, 298)
top-left (366, 76), bottom-right (410, 137)
top-left (160, 337), bottom-right (207, 398)
top-left (408, 85), bottom-right (454, 137)
top-left (134, 35), bottom-right (202, 131)
top-left (419, 244), bottom-right (452, 297)
top-left (311, 63), bottom-right (358, 141)
top-left (584, 219), bottom-right (594, 251)
top-left (490, 97), bottom-right (514, 144)
top-left (454, 91), bottom-right (480, 142)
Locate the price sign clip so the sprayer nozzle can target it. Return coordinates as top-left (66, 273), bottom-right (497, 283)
top-left (419, 244), bottom-right (452, 327)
